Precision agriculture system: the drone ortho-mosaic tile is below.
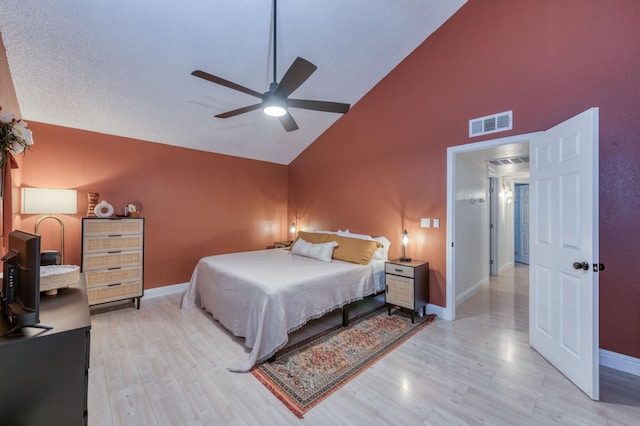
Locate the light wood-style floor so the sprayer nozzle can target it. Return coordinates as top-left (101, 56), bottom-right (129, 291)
top-left (88, 264), bottom-right (640, 425)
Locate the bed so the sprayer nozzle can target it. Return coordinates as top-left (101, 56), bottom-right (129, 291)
top-left (180, 231), bottom-right (389, 372)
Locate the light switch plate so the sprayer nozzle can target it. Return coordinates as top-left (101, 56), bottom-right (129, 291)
top-left (433, 218), bottom-right (440, 228)
top-left (420, 218), bottom-right (431, 228)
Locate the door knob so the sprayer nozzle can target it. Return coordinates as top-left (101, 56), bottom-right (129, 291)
top-left (573, 261), bottom-right (589, 271)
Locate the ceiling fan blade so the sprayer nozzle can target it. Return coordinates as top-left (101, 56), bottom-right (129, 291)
top-left (192, 70), bottom-right (263, 99)
top-left (273, 57), bottom-right (317, 98)
top-left (288, 99), bottom-right (350, 114)
top-left (215, 103), bottom-right (262, 119)
top-left (279, 112), bottom-right (299, 132)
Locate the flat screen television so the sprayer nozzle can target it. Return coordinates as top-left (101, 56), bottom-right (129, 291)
top-left (1, 230), bottom-right (51, 336)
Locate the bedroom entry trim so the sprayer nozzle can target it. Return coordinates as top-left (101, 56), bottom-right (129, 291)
top-left (445, 131), bottom-right (541, 321)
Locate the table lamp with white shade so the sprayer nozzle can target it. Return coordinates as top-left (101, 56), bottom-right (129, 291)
top-left (21, 187), bottom-right (78, 265)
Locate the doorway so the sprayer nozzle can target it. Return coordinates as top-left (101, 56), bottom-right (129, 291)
top-left (447, 108), bottom-right (600, 400)
top-left (446, 134), bottom-right (534, 320)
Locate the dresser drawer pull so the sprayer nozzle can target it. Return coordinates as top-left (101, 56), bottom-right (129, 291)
top-left (107, 250), bottom-right (122, 254)
top-left (394, 268), bottom-right (403, 273)
top-left (108, 234), bottom-right (123, 238)
top-left (108, 283), bottom-right (122, 287)
top-left (107, 267), bottom-right (122, 270)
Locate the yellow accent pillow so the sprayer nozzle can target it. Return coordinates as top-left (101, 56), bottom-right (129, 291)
top-left (325, 234), bottom-right (382, 265)
top-left (288, 231), bottom-right (330, 249)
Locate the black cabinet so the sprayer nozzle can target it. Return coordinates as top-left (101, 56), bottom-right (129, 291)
top-left (0, 279), bottom-right (91, 425)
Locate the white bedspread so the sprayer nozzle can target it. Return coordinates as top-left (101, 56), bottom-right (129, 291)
top-left (180, 248), bottom-right (384, 372)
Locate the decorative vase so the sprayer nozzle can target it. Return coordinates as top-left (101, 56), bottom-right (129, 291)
top-left (87, 192), bottom-right (99, 217)
top-left (94, 201), bottom-right (114, 218)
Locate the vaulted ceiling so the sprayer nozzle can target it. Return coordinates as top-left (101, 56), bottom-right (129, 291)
top-left (0, 0), bottom-right (466, 164)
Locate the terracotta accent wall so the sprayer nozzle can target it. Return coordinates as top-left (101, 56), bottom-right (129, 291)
top-left (19, 122), bottom-right (288, 289)
top-left (289, 0), bottom-right (640, 358)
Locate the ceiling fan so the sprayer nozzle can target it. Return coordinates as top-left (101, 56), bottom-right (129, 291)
top-left (191, 0), bottom-right (350, 132)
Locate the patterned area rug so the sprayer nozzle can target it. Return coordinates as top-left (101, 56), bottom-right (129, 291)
top-left (252, 308), bottom-right (436, 418)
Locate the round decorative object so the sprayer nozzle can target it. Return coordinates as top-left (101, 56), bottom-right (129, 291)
top-left (94, 200), bottom-right (114, 218)
top-left (87, 192), bottom-right (100, 217)
top-left (40, 265), bottom-right (80, 295)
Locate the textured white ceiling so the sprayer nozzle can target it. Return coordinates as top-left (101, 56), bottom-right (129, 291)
top-left (0, 0), bottom-right (466, 165)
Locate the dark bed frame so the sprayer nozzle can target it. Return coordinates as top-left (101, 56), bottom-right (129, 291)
top-left (267, 290), bottom-right (385, 363)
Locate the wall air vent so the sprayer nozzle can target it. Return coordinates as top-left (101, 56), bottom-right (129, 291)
top-left (469, 110), bottom-right (513, 137)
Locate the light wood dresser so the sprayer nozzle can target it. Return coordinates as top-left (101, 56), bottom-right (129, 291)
top-left (81, 217), bottom-right (144, 309)
top-left (385, 259), bottom-right (429, 322)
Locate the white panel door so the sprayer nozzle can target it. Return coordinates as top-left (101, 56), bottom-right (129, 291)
top-left (529, 108), bottom-right (599, 400)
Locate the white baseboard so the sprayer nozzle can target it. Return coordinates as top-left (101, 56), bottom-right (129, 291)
top-left (426, 303), bottom-right (446, 319)
top-left (600, 348), bottom-right (640, 377)
top-left (499, 261), bottom-right (514, 275)
top-left (455, 277), bottom-right (489, 307)
top-left (144, 282), bottom-right (188, 299)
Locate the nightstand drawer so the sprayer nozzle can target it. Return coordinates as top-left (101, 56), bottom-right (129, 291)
top-left (385, 263), bottom-right (414, 278)
top-left (386, 274), bottom-right (414, 309)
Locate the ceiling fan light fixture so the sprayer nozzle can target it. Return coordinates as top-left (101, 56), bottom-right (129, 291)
top-left (263, 94), bottom-right (288, 117)
top-left (263, 105), bottom-right (287, 117)
top-left (191, 0), bottom-right (349, 131)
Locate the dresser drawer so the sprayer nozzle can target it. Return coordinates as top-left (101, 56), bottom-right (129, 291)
top-left (84, 266), bottom-right (142, 288)
top-left (385, 262), bottom-right (415, 278)
top-left (82, 250), bottom-right (142, 272)
top-left (385, 274), bottom-right (414, 309)
top-left (83, 235), bottom-right (143, 253)
top-left (87, 281), bottom-right (142, 305)
top-left (83, 219), bottom-right (143, 236)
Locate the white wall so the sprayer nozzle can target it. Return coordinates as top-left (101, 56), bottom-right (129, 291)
top-left (454, 156), bottom-right (490, 304)
top-left (498, 177), bottom-right (515, 273)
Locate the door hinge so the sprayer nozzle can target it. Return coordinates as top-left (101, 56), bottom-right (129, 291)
top-left (490, 259), bottom-right (494, 265)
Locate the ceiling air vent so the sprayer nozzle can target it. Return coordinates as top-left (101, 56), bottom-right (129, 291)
top-left (469, 111), bottom-right (513, 137)
top-left (488, 156), bottom-right (529, 167)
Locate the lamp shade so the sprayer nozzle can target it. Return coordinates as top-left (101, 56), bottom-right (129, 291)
top-left (22, 188), bottom-right (78, 214)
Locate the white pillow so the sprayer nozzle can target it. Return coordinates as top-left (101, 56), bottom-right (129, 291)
top-left (338, 230), bottom-right (372, 240)
top-left (291, 237), bottom-right (339, 262)
top-left (372, 236), bottom-right (391, 260)
top-left (313, 229), bottom-right (342, 234)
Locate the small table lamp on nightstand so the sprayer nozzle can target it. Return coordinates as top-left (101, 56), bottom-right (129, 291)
top-left (400, 229), bottom-right (411, 262)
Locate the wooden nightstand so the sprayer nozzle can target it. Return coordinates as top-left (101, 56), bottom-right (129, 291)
top-left (385, 259), bottom-right (429, 323)
top-left (274, 240), bottom-right (293, 248)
